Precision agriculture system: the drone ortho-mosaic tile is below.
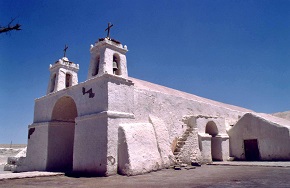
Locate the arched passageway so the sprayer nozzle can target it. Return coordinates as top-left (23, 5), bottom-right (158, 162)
top-left (47, 96), bottom-right (77, 172)
top-left (205, 121), bottom-right (222, 161)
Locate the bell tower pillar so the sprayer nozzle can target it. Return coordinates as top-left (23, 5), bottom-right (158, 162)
top-left (87, 37), bottom-right (128, 80)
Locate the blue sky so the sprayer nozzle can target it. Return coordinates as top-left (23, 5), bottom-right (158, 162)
top-left (1, 0), bottom-right (290, 143)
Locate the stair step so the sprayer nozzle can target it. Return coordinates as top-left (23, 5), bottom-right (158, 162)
top-left (187, 128), bottom-right (193, 131)
top-left (174, 148), bottom-right (181, 152)
top-left (179, 137), bottom-right (187, 141)
top-left (174, 151), bottom-right (180, 155)
top-left (177, 140), bottom-right (185, 144)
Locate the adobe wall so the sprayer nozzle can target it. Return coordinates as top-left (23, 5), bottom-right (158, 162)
top-left (131, 86), bottom-right (248, 142)
top-left (228, 113), bottom-right (290, 160)
top-left (27, 74), bottom-right (134, 175)
top-left (33, 76), bottom-right (110, 123)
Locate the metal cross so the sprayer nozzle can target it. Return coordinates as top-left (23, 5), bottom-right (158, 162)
top-left (63, 44), bottom-right (68, 57)
top-left (105, 22), bottom-right (113, 38)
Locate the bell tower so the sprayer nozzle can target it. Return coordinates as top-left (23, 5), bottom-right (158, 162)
top-left (47, 46), bottom-right (79, 94)
top-left (87, 23), bottom-right (128, 79)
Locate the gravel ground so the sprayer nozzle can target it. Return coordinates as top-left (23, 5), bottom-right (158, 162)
top-left (0, 165), bottom-right (289, 188)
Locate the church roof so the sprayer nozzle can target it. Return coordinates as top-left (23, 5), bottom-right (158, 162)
top-left (251, 112), bottom-right (290, 129)
top-left (129, 77), bottom-right (253, 113)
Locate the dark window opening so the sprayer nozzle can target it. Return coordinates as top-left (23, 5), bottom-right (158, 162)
top-left (65, 74), bottom-right (71, 88)
top-left (50, 74), bottom-right (56, 93)
top-left (92, 55), bottom-right (100, 76)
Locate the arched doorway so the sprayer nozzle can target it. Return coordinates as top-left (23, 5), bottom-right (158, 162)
top-left (205, 121), bottom-right (222, 161)
top-left (47, 96), bottom-right (77, 172)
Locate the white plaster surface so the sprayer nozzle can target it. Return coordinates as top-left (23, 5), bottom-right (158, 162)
top-left (131, 77), bottom-right (250, 145)
top-left (198, 134), bottom-right (212, 163)
top-left (273, 110), bottom-right (290, 121)
top-left (118, 123), bottom-right (162, 176)
top-left (25, 123), bottom-right (49, 171)
top-left (228, 113), bottom-right (290, 160)
top-left (149, 115), bottom-right (175, 167)
top-left (15, 147), bottom-right (27, 158)
top-left (73, 114), bottom-right (108, 175)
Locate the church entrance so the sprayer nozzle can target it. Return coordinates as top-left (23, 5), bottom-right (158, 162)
top-left (244, 139), bottom-right (260, 161)
top-left (47, 96), bottom-right (77, 172)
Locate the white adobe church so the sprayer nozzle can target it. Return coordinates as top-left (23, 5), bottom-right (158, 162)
top-left (10, 24), bottom-right (290, 176)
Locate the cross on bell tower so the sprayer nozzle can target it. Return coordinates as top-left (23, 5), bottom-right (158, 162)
top-left (63, 44), bottom-right (68, 57)
top-left (105, 22), bottom-right (113, 38)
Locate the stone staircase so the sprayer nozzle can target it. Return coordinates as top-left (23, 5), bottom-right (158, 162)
top-left (173, 127), bottom-right (193, 165)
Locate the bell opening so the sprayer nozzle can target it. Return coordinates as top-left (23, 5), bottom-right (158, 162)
top-left (113, 54), bottom-right (121, 75)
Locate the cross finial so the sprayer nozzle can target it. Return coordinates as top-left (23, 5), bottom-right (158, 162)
top-left (105, 22), bottom-right (113, 38)
top-left (63, 44), bottom-right (68, 57)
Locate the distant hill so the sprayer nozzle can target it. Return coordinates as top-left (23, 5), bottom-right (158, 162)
top-left (272, 111), bottom-right (290, 121)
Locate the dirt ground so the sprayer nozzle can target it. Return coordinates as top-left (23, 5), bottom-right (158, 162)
top-left (0, 165), bottom-right (289, 188)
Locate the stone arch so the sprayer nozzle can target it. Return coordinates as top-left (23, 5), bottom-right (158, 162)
top-left (205, 121), bottom-right (222, 161)
top-left (92, 54), bottom-right (100, 76)
top-left (113, 53), bottom-right (121, 75)
top-left (47, 96), bottom-right (77, 172)
top-left (51, 96), bottom-right (77, 122)
top-left (205, 121), bottom-right (218, 136)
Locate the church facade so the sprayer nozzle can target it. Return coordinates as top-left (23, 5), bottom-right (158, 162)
top-left (19, 34), bottom-right (290, 176)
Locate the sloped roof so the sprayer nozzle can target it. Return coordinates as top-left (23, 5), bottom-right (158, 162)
top-left (129, 77), bottom-right (252, 113)
top-left (251, 112), bottom-right (290, 129)
top-left (272, 111), bottom-right (290, 121)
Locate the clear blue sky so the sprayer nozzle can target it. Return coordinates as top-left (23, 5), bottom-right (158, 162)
top-left (1, 0), bottom-right (290, 144)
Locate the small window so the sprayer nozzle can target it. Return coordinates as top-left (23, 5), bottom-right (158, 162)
top-left (65, 73), bottom-right (71, 88)
top-left (50, 74), bottom-right (56, 92)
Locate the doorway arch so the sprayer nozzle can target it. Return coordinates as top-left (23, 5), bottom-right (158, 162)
top-left (205, 121), bottom-right (222, 161)
top-left (205, 121), bottom-right (218, 136)
top-left (47, 96), bottom-right (77, 172)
